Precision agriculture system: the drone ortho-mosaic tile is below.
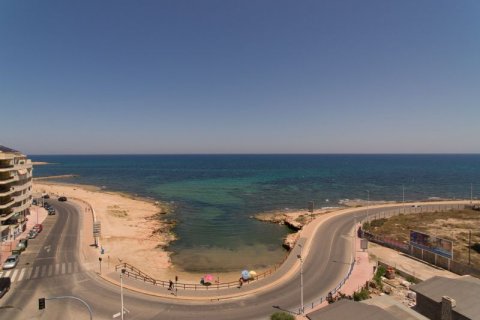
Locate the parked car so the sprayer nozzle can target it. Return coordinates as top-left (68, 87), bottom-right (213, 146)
top-left (48, 208), bottom-right (56, 215)
top-left (28, 230), bottom-right (38, 239)
top-left (15, 238), bottom-right (28, 252)
top-left (2, 255), bottom-right (19, 270)
top-left (0, 277), bottom-right (11, 298)
top-left (32, 199), bottom-right (37, 205)
top-left (43, 202), bottom-right (51, 209)
top-left (58, 196), bottom-right (67, 202)
top-left (33, 223), bottom-right (43, 233)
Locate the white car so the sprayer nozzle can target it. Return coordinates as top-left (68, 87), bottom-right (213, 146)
top-left (2, 255), bottom-right (19, 270)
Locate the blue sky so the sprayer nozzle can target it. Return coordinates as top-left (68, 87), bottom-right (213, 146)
top-left (1, 1), bottom-right (479, 154)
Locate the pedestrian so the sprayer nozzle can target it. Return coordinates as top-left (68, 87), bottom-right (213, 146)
top-left (238, 277), bottom-right (243, 288)
top-left (168, 280), bottom-right (174, 290)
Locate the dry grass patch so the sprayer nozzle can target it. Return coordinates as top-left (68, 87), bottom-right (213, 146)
top-left (363, 209), bottom-right (480, 266)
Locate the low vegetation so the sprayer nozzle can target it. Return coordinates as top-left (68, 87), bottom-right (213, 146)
top-left (362, 208), bottom-right (480, 266)
top-left (270, 311), bottom-right (295, 320)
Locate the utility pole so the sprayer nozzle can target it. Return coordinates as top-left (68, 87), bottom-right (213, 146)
top-left (297, 243), bottom-right (304, 315)
top-left (367, 190), bottom-right (370, 221)
top-left (121, 268), bottom-right (126, 320)
top-left (471, 183), bottom-right (473, 205)
top-left (469, 230), bottom-right (472, 265)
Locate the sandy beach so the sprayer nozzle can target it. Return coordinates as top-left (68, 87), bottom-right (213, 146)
top-left (32, 180), bottom-right (256, 283)
top-left (32, 180), bottom-right (176, 279)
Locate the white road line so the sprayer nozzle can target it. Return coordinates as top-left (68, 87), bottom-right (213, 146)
top-left (2, 270), bottom-right (11, 278)
top-left (40, 265), bottom-right (47, 277)
top-left (25, 267), bottom-right (33, 280)
top-left (32, 266), bottom-right (40, 279)
top-left (17, 268), bottom-right (26, 282)
top-left (61, 263), bottom-right (66, 274)
top-left (48, 265), bottom-right (53, 277)
top-left (55, 263), bottom-right (60, 275)
top-left (68, 262), bottom-right (72, 273)
top-left (10, 269), bottom-right (19, 282)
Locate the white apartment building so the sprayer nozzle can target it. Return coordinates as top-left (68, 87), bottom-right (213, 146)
top-left (0, 145), bottom-right (33, 242)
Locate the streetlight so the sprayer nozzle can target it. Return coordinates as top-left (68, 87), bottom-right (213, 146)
top-left (297, 254), bottom-right (304, 315)
top-left (367, 190), bottom-right (370, 221)
top-left (120, 268), bottom-right (126, 320)
top-left (297, 243), bottom-right (304, 315)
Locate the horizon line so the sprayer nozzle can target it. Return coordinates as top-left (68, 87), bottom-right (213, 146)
top-left (28, 152), bottom-right (480, 156)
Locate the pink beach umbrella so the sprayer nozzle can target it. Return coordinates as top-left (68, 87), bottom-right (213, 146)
top-left (203, 274), bottom-right (214, 283)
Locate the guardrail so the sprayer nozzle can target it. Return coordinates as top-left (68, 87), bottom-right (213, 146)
top-left (115, 252), bottom-right (290, 291)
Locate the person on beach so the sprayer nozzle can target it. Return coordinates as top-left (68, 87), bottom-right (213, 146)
top-left (168, 280), bottom-right (174, 290)
top-left (238, 278), bottom-right (243, 288)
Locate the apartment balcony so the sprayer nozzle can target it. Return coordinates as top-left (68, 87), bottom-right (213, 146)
top-left (0, 208), bottom-right (14, 222)
top-left (0, 187), bottom-right (14, 197)
top-left (12, 182), bottom-right (32, 194)
top-left (11, 201), bottom-right (31, 216)
top-left (0, 198), bottom-right (15, 210)
top-left (0, 166), bottom-right (14, 173)
top-left (0, 175), bottom-right (18, 185)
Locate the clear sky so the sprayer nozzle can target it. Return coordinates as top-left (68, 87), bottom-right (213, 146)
top-left (1, 1), bottom-right (479, 154)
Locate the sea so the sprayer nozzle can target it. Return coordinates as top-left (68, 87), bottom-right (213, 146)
top-left (30, 154), bottom-right (480, 272)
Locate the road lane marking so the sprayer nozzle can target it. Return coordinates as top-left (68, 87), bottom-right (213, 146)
top-left (10, 269), bottom-right (18, 282)
top-left (32, 266), bottom-right (40, 278)
top-left (61, 263), bottom-right (66, 274)
top-left (55, 263), bottom-right (60, 275)
top-left (41, 265), bottom-right (47, 277)
top-left (17, 268), bottom-right (26, 281)
top-left (2, 270), bottom-right (11, 278)
top-left (68, 262), bottom-right (72, 273)
top-left (48, 265), bottom-right (53, 277)
top-left (25, 267), bottom-right (33, 280)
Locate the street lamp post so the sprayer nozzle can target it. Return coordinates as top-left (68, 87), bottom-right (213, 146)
top-left (120, 268), bottom-right (126, 320)
top-left (297, 254), bottom-right (304, 315)
top-left (367, 190), bottom-right (370, 221)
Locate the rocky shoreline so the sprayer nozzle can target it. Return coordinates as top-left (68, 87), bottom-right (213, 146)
top-left (254, 208), bottom-right (338, 250)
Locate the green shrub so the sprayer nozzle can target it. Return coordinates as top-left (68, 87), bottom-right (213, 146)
top-left (353, 288), bottom-right (370, 301)
top-left (373, 265), bottom-right (386, 289)
top-left (270, 311), bottom-right (295, 320)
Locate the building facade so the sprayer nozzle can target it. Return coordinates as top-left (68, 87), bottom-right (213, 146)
top-left (0, 146), bottom-right (33, 242)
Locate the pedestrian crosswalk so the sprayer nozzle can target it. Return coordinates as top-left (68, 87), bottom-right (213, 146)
top-left (0, 262), bottom-right (80, 283)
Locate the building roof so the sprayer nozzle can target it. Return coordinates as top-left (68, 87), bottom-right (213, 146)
top-left (411, 275), bottom-right (480, 319)
top-left (0, 145), bottom-right (20, 154)
top-left (306, 299), bottom-right (406, 320)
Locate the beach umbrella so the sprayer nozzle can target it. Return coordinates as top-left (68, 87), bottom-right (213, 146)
top-left (203, 274), bottom-right (214, 283)
top-left (249, 270), bottom-right (257, 279)
top-left (241, 270), bottom-right (250, 280)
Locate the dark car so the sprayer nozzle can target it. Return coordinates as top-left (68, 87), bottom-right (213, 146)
top-left (48, 208), bottom-right (56, 215)
top-left (28, 230), bottom-right (38, 239)
top-left (16, 238), bottom-right (28, 251)
top-left (0, 277), bottom-right (11, 298)
top-left (58, 196), bottom-right (67, 202)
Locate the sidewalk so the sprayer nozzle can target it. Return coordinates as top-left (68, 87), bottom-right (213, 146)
top-left (0, 205), bottom-right (48, 266)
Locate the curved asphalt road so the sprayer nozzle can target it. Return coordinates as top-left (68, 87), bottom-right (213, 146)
top-left (1, 200), bottom-right (465, 319)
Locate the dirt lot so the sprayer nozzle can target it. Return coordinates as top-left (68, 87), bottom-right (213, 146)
top-left (363, 208), bottom-right (480, 266)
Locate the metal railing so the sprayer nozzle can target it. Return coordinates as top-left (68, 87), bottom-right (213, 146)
top-left (115, 253), bottom-right (290, 291)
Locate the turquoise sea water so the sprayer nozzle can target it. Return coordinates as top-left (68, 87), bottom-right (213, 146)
top-left (31, 154), bottom-right (480, 272)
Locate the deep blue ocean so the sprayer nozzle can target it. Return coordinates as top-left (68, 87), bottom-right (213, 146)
top-left (30, 154), bottom-right (480, 272)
